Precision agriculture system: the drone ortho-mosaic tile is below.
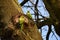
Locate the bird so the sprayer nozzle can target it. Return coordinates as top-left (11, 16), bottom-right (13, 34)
top-left (26, 11), bottom-right (32, 19)
top-left (19, 16), bottom-right (24, 31)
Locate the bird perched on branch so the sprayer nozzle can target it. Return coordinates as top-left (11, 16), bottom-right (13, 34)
top-left (19, 16), bottom-right (24, 31)
top-left (26, 11), bottom-right (32, 19)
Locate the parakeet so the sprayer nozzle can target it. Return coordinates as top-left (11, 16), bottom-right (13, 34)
top-left (19, 16), bottom-right (24, 31)
top-left (26, 11), bottom-right (32, 19)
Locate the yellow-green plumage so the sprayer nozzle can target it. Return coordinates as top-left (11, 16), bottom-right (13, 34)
top-left (19, 16), bottom-right (24, 31)
top-left (26, 11), bottom-right (32, 19)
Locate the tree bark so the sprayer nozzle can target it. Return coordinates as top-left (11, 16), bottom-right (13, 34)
top-left (0, 0), bottom-right (42, 40)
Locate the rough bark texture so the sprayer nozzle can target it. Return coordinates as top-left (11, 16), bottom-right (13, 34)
top-left (0, 0), bottom-right (42, 40)
top-left (43, 0), bottom-right (60, 36)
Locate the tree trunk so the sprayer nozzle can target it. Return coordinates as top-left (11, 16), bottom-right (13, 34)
top-left (0, 0), bottom-right (42, 40)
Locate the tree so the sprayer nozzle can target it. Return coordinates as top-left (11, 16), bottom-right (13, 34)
top-left (43, 0), bottom-right (60, 40)
top-left (43, 0), bottom-right (60, 36)
top-left (20, 0), bottom-right (60, 40)
top-left (0, 0), bottom-right (42, 40)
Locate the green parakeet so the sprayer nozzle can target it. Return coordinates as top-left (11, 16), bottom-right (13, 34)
top-left (19, 16), bottom-right (24, 31)
top-left (26, 11), bottom-right (32, 19)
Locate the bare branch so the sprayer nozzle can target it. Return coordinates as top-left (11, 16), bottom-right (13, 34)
top-left (20, 0), bottom-right (29, 6)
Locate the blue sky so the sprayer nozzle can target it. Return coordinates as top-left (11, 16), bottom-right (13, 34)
top-left (18, 0), bottom-right (60, 40)
top-left (18, 0), bottom-right (50, 19)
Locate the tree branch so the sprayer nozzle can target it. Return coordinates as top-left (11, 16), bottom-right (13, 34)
top-left (20, 0), bottom-right (29, 6)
